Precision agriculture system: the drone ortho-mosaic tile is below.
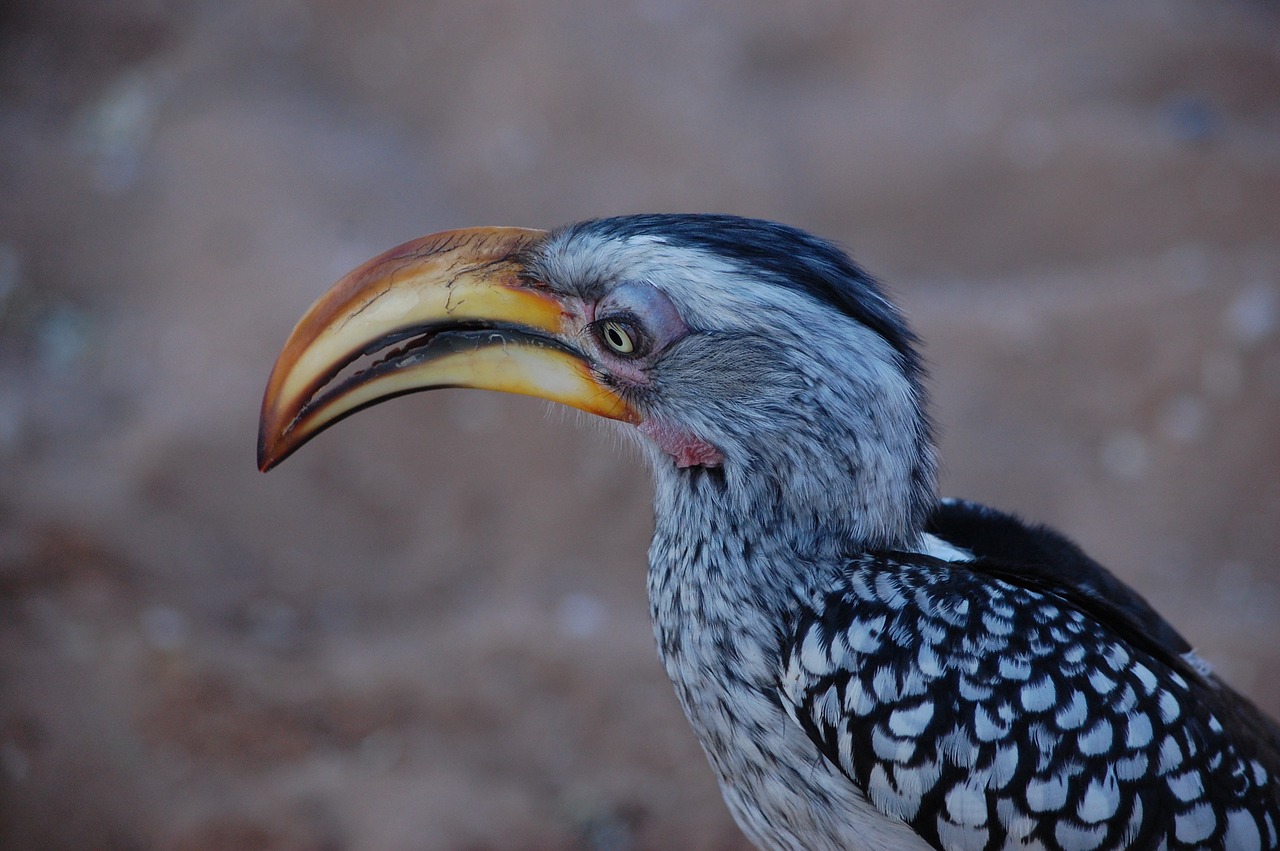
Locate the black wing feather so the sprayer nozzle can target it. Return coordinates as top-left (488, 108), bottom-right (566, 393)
top-left (925, 499), bottom-right (1192, 661)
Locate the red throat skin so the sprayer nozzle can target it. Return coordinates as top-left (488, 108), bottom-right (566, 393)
top-left (638, 419), bottom-right (724, 469)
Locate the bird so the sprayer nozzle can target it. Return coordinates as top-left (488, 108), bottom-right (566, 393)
top-left (258, 214), bottom-right (1280, 850)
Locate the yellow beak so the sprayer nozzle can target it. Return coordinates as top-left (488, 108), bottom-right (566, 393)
top-left (258, 226), bottom-right (640, 471)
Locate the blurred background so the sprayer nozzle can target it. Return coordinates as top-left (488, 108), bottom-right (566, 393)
top-left (2, 0), bottom-right (1278, 848)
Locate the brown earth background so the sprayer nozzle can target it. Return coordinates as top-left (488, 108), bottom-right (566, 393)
top-left (2, 1), bottom-right (1279, 849)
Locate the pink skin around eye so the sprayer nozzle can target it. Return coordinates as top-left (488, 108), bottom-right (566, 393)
top-left (587, 282), bottom-right (724, 468)
top-left (594, 280), bottom-right (690, 352)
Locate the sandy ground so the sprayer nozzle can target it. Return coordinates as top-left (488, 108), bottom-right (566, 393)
top-left (1, 1), bottom-right (1278, 848)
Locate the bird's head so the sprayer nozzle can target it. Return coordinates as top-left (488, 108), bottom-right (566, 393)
top-left (259, 215), bottom-right (936, 549)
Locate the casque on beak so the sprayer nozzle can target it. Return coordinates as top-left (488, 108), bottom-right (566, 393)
top-left (258, 226), bottom-right (640, 471)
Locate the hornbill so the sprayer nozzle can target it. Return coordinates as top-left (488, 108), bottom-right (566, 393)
top-left (259, 215), bottom-right (1280, 850)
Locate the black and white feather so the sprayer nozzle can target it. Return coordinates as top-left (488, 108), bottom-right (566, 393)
top-left (528, 215), bottom-right (1280, 850)
top-left (784, 502), bottom-right (1279, 850)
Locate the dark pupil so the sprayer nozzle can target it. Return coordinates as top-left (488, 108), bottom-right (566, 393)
top-left (608, 326), bottom-right (626, 348)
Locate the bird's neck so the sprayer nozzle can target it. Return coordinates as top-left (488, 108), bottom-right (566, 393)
top-left (645, 471), bottom-right (796, 701)
top-left (644, 407), bottom-right (937, 654)
top-left (647, 464), bottom-right (905, 645)
top-left (647, 409), bottom-right (935, 556)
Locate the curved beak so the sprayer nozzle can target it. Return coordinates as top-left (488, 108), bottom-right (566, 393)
top-left (258, 226), bottom-right (640, 471)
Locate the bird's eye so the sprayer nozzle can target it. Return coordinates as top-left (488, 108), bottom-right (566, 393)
top-left (600, 319), bottom-right (638, 355)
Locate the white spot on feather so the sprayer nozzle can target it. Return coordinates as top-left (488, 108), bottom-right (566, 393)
top-left (814, 687), bottom-right (843, 726)
top-left (874, 572), bottom-right (908, 608)
top-left (974, 704), bottom-right (1010, 742)
top-left (933, 596), bottom-right (971, 628)
top-left (1116, 753), bottom-right (1149, 781)
top-left (1077, 770), bottom-right (1120, 823)
top-left (888, 701), bottom-right (935, 738)
top-left (997, 797), bottom-right (1039, 845)
top-left (1223, 808), bottom-right (1263, 851)
top-left (1126, 712), bottom-right (1153, 748)
top-left (873, 666), bottom-right (900, 703)
top-left (959, 677), bottom-right (993, 701)
top-left (944, 778), bottom-right (989, 826)
top-left (917, 644), bottom-right (944, 678)
top-left (989, 742), bottom-right (1021, 789)
top-left (868, 764), bottom-right (921, 821)
top-left (1168, 769), bottom-right (1204, 803)
top-left (1055, 690), bottom-right (1088, 730)
top-left (939, 727), bottom-right (978, 766)
top-left (1175, 802), bottom-right (1217, 844)
top-left (1132, 662), bottom-right (1158, 694)
top-left (872, 725), bottom-right (915, 763)
top-left (1020, 675), bottom-right (1057, 712)
top-left (846, 614), bottom-right (887, 654)
top-left (937, 817), bottom-right (988, 850)
top-left (1026, 771), bottom-right (1070, 812)
top-left (1078, 718), bottom-right (1114, 756)
top-left (1158, 736), bottom-right (1184, 774)
top-left (1089, 669), bottom-right (1117, 695)
top-left (892, 759), bottom-right (942, 809)
top-left (1158, 690), bottom-right (1181, 724)
top-left (1000, 655), bottom-right (1032, 681)
top-left (1055, 819), bottom-right (1107, 850)
top-left (1122, 797), bottom-right (1145, 846)
top-left (1105, 644), bottom-right (1130, 671)
top-left (845, 677), bottom-right (878, 716)
top-left (982, 610), bottom-right (1014, 636)
top-left (799, 627), bottom-right (832, 676)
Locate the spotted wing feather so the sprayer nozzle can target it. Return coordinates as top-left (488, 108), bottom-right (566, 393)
top-left (781, 552), bottom-right (1280, 850)
top-left (928, 499), bottom-right (1280, 763)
